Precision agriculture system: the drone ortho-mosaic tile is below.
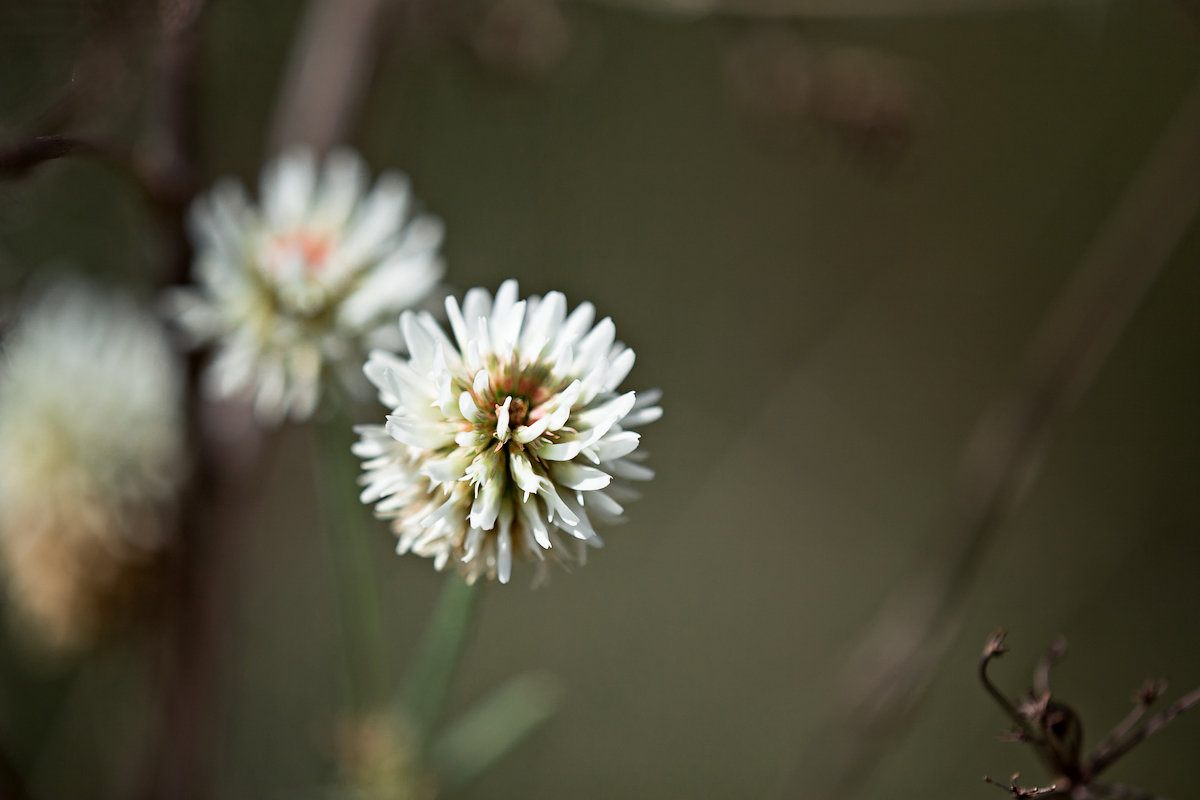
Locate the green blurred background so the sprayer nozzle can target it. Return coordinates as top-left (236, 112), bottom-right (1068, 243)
top-left (2, 1), bottom-right (1199, 798)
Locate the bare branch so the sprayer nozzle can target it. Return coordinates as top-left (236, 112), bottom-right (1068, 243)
top-left (983, 773), bottom-right (1063, 798)
top-left (1032, 636), bottom-right (1068, 698)
top-left (980, 632), bottom-right (1042, 743)
top-left (1090, 686), bottom-right (1200, 776)
top-left (0, 135), bottom-right (134, 180)
top-left (1088, 679), bottom-right (1168, 767)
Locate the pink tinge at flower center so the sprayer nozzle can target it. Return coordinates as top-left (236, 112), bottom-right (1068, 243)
top-left (265, 230), bottom-right (333, 276)
top-left (477, 374), bottom-right (561, 433)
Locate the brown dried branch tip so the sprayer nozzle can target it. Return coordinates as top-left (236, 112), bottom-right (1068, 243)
top-left (979, 632), bottom-right (1200, 800)
top-left (983, 773), bottom-right (1060, 798)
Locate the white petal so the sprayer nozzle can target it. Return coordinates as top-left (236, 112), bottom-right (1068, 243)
top-left (586, 490), bottom-right (625, 518)
top-left (633, 387), bottom-right (662, 407)
top-left (401, 311), bottom-right (437, 370)
top-left (545, 380), bottom-right (582, 431)
top-left (572, 317), bottom-right (615, 376)
top-left (460, 286), bottom-right (493, 333)
top-left (576, 391), bottom-right (636, 445)
top-left (496, 505), bottom-right (513, 584)
top-left (607, 458), bottom-right (655, 481)
top-left (518, 497), bottom-right (552, 550)
top-left (363, 362), bottom-right (405, 407)
top-left (421, 452), bottom-right (472, 484)
top-left (458, 391), bottom-right (480, 421)
top-left (262, 148), bottom-right (316, 227)
top-left (337, 253), bottom-right (443, 329)
top-left (509, 451), bottom-right (545, 498)
top-left (513, 416), bottom-right (550, 444)
top-left (488, 279), bottom-right (520, 347)
top-left (622, 404), bottom-right (663, 428)
top-left (519, 291), bottom-right (566, 358)
top-left (492, 298), bottom-right (526, 359)
top-left (339, 173), bottom-right (409, 266)
top-left (592, 431), bottom-right (641, 462)
top-left (604, 347), bottom-right (636, 392)
top-left (469, 479), bottom-right (502, 531)
top-left (537, 482), bottom-right (579, 527)
top-left (386, 415), bottom-right (449, 449)
top-left (550, 462), bottom-right (611, 492)
top-left (445, 293), bottom-right (470, 353)
top-left (536, 439), bottom-right (583, 461)
top-left (455, 430), bottom-right (481, 448)
top-left (315, 147), bottom-right (367, 226)
top-left (253, 356), bottom-right (288, 423)
top-left (558, 300), bottom-right (595, 347)
top-left (462, 527), bottom-right (484, 562)
top-left (495, 395), bottom-right (512, 441)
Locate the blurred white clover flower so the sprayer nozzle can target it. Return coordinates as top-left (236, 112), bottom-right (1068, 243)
top-left (355, 279), bottom-right (661, 585)
top-left (0, 278), bottom-right (185, 651)
top-left (167, 147), bottom-right (445, 424)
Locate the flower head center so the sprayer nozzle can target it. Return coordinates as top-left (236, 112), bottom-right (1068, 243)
top-left (505, 396), bottom-right (530, 428)
top-left (468, 361), bottom-right (571, 448)
top-left (265, 229), bottom-right (334, 278)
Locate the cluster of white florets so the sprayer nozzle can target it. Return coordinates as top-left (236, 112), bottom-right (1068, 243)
top-left (0, 279), bottom-right (185, 649)
top-left (168, 148), bottom-right (444, 423)
top-left (355, 280), bottom-right (660, 583)
top-left (5, 149), bottom-right (657, 597)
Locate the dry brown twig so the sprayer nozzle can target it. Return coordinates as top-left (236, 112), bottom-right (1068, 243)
top-left (0, 0), bottom-right (190, 218)
top-left (980, 632), bottom-right (1200, 800)
top-left (982, 774), bottom-right (1061, 799)
top-left (0, 135), bottom-right (127, 178)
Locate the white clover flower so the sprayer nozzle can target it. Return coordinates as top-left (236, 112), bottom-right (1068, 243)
top-left (0, 278), bottom-right (185, 651)
top-left (168, 147), bottom-right (445, 424)
top-left (355, 280), bottom-right (661, 585)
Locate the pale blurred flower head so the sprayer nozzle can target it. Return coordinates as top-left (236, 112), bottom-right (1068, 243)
top-left (169, 147), bottom-right (445, 424)
top-left (0, 278), bottom-right (186, 652)
top-left (334, 712), bottom-right (436, 800)
top-left (355, 279), bottom-right (661, 585)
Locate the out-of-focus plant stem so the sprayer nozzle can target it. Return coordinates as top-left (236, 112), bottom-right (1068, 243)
top-left (138, 1), bottom-right (228, 800)
top-left (315, 413), bottom-right (390, 710)
top-left (268, 0), bottom-right (394, 154)
top-left (431, 671), bottom-right (563, 792)
top-left (399, 576), bottom-right (481, 748)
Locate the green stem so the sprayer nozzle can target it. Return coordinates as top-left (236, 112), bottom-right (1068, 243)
top-left (314, 415), bottom-right (389, 710)
top-left (430, 671), bottom-right (562, 792)
top-left (398, 575), bottom-right (480, 746)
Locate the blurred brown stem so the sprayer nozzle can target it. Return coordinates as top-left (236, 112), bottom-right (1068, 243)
top-left (140, 414), bottom-right (273, 800)
top-left (268, 0), bottom-right (394, 152)
top-left (0, 135), bottom-right (130, 179)
top-left (0, 134), bottom-right (188, 216)
top-left (979, 632), bottom-right (1040, 746)
top-left (1088, 686), bottom-right (1200, 776)
top-left (1088, 679), bottom-right (1167, 762)
top-left (138, 2), bottom-right (215, 800)
top-left (151, 0), bottom-right (204, 284)
top-left (792, 77), bottom-right (1200, 800)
